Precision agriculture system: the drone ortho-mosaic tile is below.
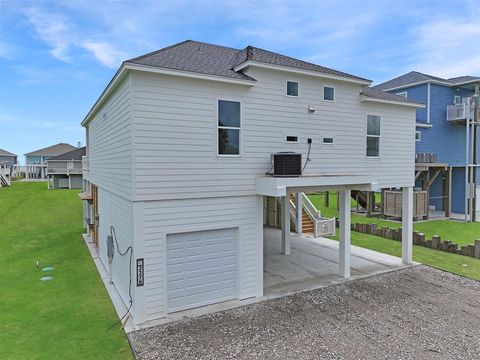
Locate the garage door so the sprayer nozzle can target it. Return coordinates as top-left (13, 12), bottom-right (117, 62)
top-left (167, 228), bottom-right (238, 313)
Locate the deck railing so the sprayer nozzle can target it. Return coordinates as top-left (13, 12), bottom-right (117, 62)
top-left (415, 153), bottom-right (438, 163)
top-left (447, 103), bottom-right (466, 122)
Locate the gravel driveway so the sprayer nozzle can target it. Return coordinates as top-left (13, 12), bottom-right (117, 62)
top-left (129, 266), bottom-right (480, 359)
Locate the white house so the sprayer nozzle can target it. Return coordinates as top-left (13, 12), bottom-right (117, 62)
top-left (80, 40), bottom-right (422, 329)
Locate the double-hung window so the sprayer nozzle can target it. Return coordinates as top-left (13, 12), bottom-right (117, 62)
top-left (218, 100), bottom-right (241, 155)
top-left (366, 115), bottom-right (380, 157)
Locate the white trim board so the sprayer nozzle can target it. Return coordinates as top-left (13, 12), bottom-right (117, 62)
top-left (234, 60), bottom-right (372, 85)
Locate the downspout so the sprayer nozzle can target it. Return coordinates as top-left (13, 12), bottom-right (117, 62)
top-left (427, 82), bottom-right (431, 123)
top-left (465, 109), bottom-right (470, 222)
top-left (472, 84), bottom-right (480, 221)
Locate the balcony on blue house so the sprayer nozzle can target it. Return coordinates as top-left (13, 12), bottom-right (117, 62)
top-left (447, 97), bottom-right (480, 124)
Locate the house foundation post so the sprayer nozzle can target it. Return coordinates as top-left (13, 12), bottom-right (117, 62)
top-left (295, 192), bottom-right (302, 234)
top-left (338, 189), bottom-right (351, 278)
top-left (402, 186), bottom-right (413, 264)
top-left (281, 194), bottom-right (290, 255)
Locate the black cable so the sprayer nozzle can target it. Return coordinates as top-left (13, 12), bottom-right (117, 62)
top-left (107, 225), bottom-right (134, 331)
top-left (302, 141), bottom-right (312, 173)
top-left (265, 165), bottom-right (273, 175)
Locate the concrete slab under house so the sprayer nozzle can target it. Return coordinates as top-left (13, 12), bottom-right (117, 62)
top-left (78, 40), bottom-right (423, 331)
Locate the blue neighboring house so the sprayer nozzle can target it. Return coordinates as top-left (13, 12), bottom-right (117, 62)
top-left (374, 72), bottom-right (480, 220)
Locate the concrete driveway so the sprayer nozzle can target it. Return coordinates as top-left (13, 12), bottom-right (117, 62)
top-left (129, 266), bottom-right (480, 360)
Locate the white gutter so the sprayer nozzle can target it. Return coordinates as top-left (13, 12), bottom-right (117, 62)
top-left (382, 79), bottom-right (452, 92)
top-left (234, 60), bottom-right (372, 86)
top-left (359, 95), bottom-right (425, 108)
top-left (416, 122), bottom-right (433, 128)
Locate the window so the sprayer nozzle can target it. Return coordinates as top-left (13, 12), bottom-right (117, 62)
top-left (286, 81), bottom-right (299, 96)
top-left (454, 95), bottom-right (462, 105)
top-left (218, 100), bottom-right (241, 155)
top-left (323, 86), bottom-right (335, 101)
top-left (322, 137), bottom-right (335, 144)
top-left (286, 135), bottom-right (299, 143)
top-left (415, 131), bottom-right (421, 142)
top-left (366, 115), bottom-right (380, 157)
top-left (396, 91), bottom-right (408, 98)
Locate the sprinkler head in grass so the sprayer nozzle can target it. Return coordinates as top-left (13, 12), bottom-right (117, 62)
top-left (40, 276), bottom-right (54, 282)
top-left (35, 260), bottom-right (40, 270)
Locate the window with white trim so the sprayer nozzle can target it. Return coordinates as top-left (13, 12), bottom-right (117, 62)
top-left (415, 131), bottom-right (421, 142)
top-left (366, 115), bottom-right (380, 157)
top-left (396, 91), bottom-right (408, 98)
top-left (218, 100), bottom-right (241, 155)
top-left (453, 95), bottom-right (462, 105)
top-left (323, 86), bottom-right (335, 101)
top-left (286, 81), bottom-right (299, 96)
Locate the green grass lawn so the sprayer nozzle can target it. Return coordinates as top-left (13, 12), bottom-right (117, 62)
top-left (309, 192), bottom-right (480, 281)
top-left (310, 192), bottom-right (480, 246)
top-left (0, 182), bottom-right (132, 360)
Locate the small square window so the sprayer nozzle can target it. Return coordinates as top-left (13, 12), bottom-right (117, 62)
top-left (415, 131), bottom-right (421, 142)
top-left (286, 81), bottom-right (299, 96)
top-left (286, 135), bottom-right (299, 143)
top-left (324, 86), bottom-right (335, 101)
top-left (322, 137), bottom-right (334, 144)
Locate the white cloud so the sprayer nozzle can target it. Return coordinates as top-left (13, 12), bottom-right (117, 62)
top-left (81, 41), bottom-right (125, 68)
top-left (410, 3), bottom-right (480, 77)
top-left (24, 7), bottom-right (72, 62)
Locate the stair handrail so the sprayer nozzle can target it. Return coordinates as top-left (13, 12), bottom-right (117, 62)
top-left (301, 193), bottom-right (321, 220)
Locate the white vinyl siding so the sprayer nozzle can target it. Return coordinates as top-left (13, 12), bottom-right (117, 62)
top-left (131, 69), bottom-right (415, 201)
top-left (87, 75), bottom-right (133, 200)
top-left (97, 187), bottom-right (134, 308)
top-left (138, 195), bottom-right (261, 322)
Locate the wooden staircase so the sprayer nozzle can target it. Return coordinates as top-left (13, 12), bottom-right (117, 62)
top-left (289, 193), bottom-right (315, 234)
top-left (301, 209), bottom-right (314, 234)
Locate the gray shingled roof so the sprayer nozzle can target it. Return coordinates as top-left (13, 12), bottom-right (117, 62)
top-left (126, 40), bottom-right (370, 83)
top-left (374, 71), bottom-right (480, 91)
top-left (373, 71), bottom-right (450, 91)
top-left (47, 146), bottom-right (86, 161)
top-left (0, 148), bottom-right (17, 157)
top-left (25, 143), bottom-right (77, 157)
top-left (360, 87), bottom-right (423, 105)
top-left (448, 76), bottom-right (480, 85)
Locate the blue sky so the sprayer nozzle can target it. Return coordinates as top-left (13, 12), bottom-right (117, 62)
top-left (1, 0), bottom-right (480, 163)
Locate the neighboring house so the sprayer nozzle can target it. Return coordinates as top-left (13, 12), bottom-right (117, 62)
top-left (80, 40), bottom-right (421, 329)
top-left (374, 72), bottom-right (480, 221)
top-left (0, 148), bottom-right (17, 187)
top-left (24, 143), bottom-right (77, 179)
top-left (46, 146), bottom-right (86, 189)
top-left (0, 148), bottom-right (17, 167)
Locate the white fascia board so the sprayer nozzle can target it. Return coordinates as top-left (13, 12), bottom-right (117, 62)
top-left (450, 79), bottom-right (480, 87)
top-left (416, 123), bottom-right (433, 128)
top-left (383, 80), bottom-right (452, 92)
top-left (360, 95), bottom-right (425, 108)
top-left (81, 63), bottom-right (257, 127)
top-left (234, 60), bottom-right (372, 86)
top-left (256, 175), bottom-right (377, 197)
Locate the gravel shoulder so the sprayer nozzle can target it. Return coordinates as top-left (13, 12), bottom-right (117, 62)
top-left (129, 266), bottom-right (480, 360)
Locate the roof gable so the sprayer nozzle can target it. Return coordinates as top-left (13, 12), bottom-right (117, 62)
top-left (25, 143), bottom-right (77, 157)
top-left (126, 40), bottom-right (370, 84)
top-left (0, 148), bottom-right (17, 157)
top-left (47, 146), bottom-right (86, 161)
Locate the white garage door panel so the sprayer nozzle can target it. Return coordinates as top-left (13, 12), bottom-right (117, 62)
top-left (167, 228), bottom-right (238, 313)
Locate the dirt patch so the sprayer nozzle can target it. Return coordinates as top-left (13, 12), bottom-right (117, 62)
top-left (129, 266), bottom-right (480, 360)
